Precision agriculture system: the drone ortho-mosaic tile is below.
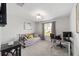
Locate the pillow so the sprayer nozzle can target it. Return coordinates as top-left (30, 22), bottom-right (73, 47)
top-left (33, 33), bottom-right (38, 37)
top-left (28, 34), bottom-right (33, 39)
top-left (24, 35), bottom-right (28, 40)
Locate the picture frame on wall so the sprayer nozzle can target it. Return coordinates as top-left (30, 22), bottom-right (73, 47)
top-left (24, 22), bottom-right (32, 30)
top-left (76, 4), bottom-right (79, 33)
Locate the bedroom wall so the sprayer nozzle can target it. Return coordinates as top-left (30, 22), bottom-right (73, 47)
top-left (1, 3), bottom-right (36, 44)
top-left (35, 22), bottom-right (43, 35)
top-left (70, 4), bottom-right (79, 56)
top-left (55, 16), bottom-right (70, 35)
top-left (0, 27), bottom-right (2, 46)
top-left (36, 16), bottom-right (70, 36)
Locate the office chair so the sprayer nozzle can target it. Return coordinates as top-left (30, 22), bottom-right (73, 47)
top-left (55, 35), bottom-right (65, 48)
top-left (50, 33), bottom-right (55, 42)
top-left (50, 33), bottom-right (56, 48)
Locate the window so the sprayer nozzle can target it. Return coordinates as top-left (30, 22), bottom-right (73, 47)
top-left (44, 23), bottom-right (52, 36)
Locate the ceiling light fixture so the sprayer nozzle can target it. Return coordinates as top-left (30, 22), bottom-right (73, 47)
top-left (36, 13), bottom-right (43, 20)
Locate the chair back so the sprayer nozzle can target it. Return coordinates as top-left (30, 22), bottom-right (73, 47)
top-left (55, 35), bottom-right (61, 40)
top-left (50, 33), bottom-right (55, 39)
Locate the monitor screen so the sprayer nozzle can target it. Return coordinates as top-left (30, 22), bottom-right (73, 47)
top-left (63, 32), bottom-right (72, 37)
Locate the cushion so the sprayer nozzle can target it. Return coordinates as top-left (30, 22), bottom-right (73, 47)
top-left (33, 33), bottom-right (39, 37)
top-left (25, 34), bottom-right (34, 39)
top-left (28, 34), bottom-right (33, 39)
top-left (24, 35), bottom-right (28, 40)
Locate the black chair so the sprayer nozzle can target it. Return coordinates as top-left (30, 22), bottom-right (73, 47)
top-left (50, 33), bottom-right (55, 42)
top-left (55, 35), bottom-right (65, 48)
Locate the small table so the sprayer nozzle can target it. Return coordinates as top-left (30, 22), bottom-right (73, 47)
top-left (0, 41), bottom-right (21, 56)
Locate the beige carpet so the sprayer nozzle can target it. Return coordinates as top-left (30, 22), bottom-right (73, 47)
top-left (21, 40), bottom-right (68, 56)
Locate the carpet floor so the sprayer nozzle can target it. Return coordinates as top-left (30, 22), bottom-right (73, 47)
top-left (21, 40), bottom-right (68, 56)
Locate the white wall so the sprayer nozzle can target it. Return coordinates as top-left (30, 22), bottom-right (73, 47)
top-left (70, 4), bottom-right (79, 56)
top-left (36, 16), bottom-right (70, 36)
top-left (55, 16), bottom-right (70, 35)
top-left (1, 3), bottom-right (36, 44)
top-left (35, 22), bottom-right (43, 35)
top-left (0, 27), bottom-right (2, 47)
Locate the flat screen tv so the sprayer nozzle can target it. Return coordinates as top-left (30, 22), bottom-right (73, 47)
top-left (63, 32), bottom-right (72, 37)
top-left (0, 3), bottom-right (7, 26)
top-left (63, 32), bottom-right (72, 42)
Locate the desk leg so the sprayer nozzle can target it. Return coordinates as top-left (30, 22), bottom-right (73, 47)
top-left (19, 46), bottom-right (21, 56)
top-left (68, 43), bottom-right (70, 56)
top-left (16, 48), bottom-right (18, 56)
top-left (1, 51), bottom-right (5, 56)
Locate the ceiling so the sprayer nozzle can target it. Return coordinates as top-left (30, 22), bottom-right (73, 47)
top-left (12, 3), bottom-right (74, 22)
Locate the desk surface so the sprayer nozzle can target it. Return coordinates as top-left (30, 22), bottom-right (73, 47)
top-left (1, 41), bottom-right (20, 51)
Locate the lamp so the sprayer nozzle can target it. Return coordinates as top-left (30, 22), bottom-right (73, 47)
top-left (36, 13), bottom-right (43, 20)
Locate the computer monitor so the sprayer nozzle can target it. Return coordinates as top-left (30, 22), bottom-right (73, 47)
top-left (63, 32), bottom-right (72, 37)
top-left (63, 32), bottom-right (72, 42)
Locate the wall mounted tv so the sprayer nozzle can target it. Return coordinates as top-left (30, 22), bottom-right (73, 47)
top-left (0, 3), bottom-right (7, 26)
